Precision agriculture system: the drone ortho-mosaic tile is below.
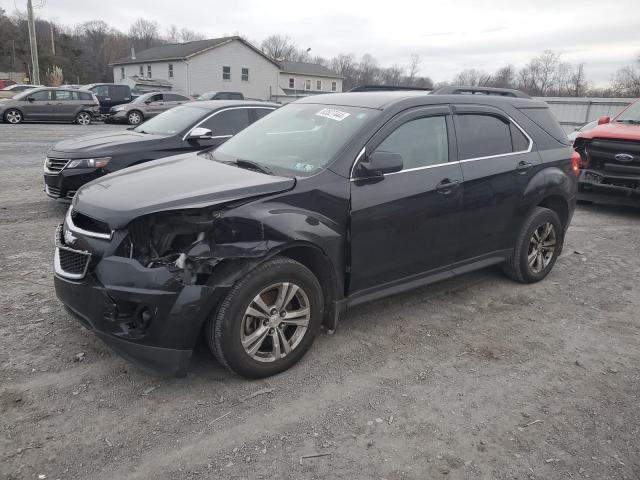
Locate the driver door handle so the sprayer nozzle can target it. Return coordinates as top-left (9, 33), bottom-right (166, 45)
top-left (435, 178), bottom-right (460, 195)
top-left (516, 160), bottom-right (534, 173)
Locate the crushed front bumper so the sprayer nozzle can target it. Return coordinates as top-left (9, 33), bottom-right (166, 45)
top-left (53, 225), bottom-right (228, 376)
top-left (578, 168), bottom-right (640, 207)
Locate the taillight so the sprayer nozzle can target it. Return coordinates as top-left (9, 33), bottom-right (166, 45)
top-left (571, 151), bottom-right (581, 176)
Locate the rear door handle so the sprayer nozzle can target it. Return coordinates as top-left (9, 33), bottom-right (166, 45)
top-left (516, 161), bottom-right (534, 173)
top-left (436, 178), bottom-right (460, 194)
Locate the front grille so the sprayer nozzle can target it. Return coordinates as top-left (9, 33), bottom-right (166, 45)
top-left (70, 209), bottom-right (111, 236)
top-left (45, 157), bottom-right (70, 172)
top-left (588, 139), bottom-right (640, 170)
top-left (54, 225), bottom-right (91, 279)
top-left (58, 248), bottom-right (90, 275)
top-left (45, 185), bottom-right (61, 197)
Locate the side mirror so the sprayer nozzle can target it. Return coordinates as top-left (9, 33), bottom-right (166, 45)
top-left (187, 127), bottom-right (213, 140)
top-left (27, 96), bottom-right (34, 102)
top-left (597, 116), bottom-right (611, 125)
top-left (357, 151), bottom-right (404, 177)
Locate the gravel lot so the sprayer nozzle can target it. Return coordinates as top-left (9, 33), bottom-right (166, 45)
top-left (1, 122), bottom-right (639, 480)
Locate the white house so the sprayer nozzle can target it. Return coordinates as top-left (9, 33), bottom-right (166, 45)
top-left (110, 37), bottom-right (343, 102)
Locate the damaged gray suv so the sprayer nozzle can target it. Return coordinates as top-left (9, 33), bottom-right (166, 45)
top-left (54, 90), bottom-right (577, 378)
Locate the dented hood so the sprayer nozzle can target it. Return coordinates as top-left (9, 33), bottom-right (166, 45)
top-left (73, 153), bottom-right (295, 229)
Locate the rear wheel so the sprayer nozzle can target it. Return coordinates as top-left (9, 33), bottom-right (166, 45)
top-left (502, 207), bottom-right (563, 283)
top-left (4, 109), bottom-right (22, 124)
top-left (127, 111), bottom-right (143, 125)
top-left (75, 111), bottom-right (92, 125)
top-left (207, 257), bottom-right (324, 378)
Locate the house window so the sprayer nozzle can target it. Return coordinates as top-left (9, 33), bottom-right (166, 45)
top-left (120, 67), bottom-right (125, 79)
top-left (331, 81), bottom-right (337, 92)
top-left (316, 80), bottom-right (322, 90)
top-left (241, 67), bottom-right (249, 82)
top-left (288, 77), bottom-right (295, 89)
top-left (147, 65), bottom-right (152, 78)
top-left (223, 66), bottom-right (231, 80)
top-left (139, 65), bottom-right (144, 76)
top-left (168, 64), bottom-right (173, 78)
top-left (305, 79), bottom-right (311, 90)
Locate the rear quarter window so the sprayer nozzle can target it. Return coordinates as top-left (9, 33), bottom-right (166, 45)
top-left (456, 114), bottom-right (513, 159)
top-left (518, 107), bottom-right (570, 145)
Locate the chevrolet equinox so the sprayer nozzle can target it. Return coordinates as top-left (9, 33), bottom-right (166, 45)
top-left (53, 90), bottom-right (577, 378)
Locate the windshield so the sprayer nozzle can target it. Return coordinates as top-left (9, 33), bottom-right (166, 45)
top-left (196, 92), bottom-right (214, 101)
top-left (211, 103), bottom-right (378, 175)
top-left (133, 105), bottom-right (207, 135)
top-left (616, 101), bottom-right (640, 124)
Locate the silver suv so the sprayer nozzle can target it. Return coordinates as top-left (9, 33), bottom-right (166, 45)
top-left (106, 92), bottom-right (192, 125)
top-left (0, 87), bottom-right (100, 125)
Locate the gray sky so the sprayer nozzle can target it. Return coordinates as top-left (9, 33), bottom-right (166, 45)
top-left (5, 0), bottom-right (639, 86)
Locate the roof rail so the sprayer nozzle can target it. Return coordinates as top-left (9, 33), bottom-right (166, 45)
top-left (431, 86), bottom-right (530, 98)
top-left (348, 85), bottom-right (433, 93)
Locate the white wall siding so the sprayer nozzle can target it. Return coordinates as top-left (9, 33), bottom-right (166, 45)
top-left (185, 40), bottom-right (280, 99)
top-left (279, 73), bottom-right (343, 93)
top-left (114, 62), bottom-right (188, 93)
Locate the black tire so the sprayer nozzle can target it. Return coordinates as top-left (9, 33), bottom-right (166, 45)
top-left (127, 110), bottom-right (143, 125)
top-left (502, 206), bottom-right (563, 283)
top-left (4, 108), bottom-right (23, 124)
top-left (75, 111), bottom-right (92, 125)
top-left (207, 257), bottom-right (324, 378)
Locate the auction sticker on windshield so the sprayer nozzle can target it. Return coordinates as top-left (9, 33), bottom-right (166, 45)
top-left (316, 108), bottom-right (351, 121)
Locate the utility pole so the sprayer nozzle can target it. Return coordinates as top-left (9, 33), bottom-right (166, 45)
top-left (50, 23), bottom-right (55, 56)
top-left (27, 0), bottom-right (40, 85)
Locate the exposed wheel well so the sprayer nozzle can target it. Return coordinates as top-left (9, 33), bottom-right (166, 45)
top-left (278, 245), bottom-right (337, 327)
top-left (537, 195), bottom-right (569, 229)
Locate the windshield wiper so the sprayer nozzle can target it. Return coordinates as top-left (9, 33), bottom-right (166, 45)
top-left (229, 159), bottom-right (274, 175)
top-left (616, 119), bottom-right (640, 124)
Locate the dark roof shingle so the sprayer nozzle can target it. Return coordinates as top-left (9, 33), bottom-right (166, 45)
top-left (111, 37), bottom-right (233, 65)
top-left (278, 61), bottom-right (342, 78)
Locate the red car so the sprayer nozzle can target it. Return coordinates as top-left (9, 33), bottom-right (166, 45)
top-left (574, 99), bottom-right (640, 207)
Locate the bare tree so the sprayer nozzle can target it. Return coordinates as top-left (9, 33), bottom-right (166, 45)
top-left (406, 54), bottom-right (421, 86)
top-left (180, 27), bottom-right (205, 42)
top-left (452, 68), bottom-right (491, 86)
top-left (260, 34), bottom-right (299, 61)
top-left (568, 63), bottom-right (589, 97)
top-left (129, 18), bottom-right (160, 50)
top-left (519, 50), bottom-right (560, 95)
top-left (166, 25), bottom-right (180, 43)
top-left (357, 53), bottom-right (379, 85)
top-left (487, 64), bottom-right (515, 88)
top-left (610, 56), bottom-right (640, 97)
top-left (381, 64), bottom-right (404, 85)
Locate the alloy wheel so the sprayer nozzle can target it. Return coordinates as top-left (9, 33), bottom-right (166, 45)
top-left (240, 282), bottom-right (310, 363)
top-left (5, 110), bottom-right (21, 124)
top-left (527, 222), bottom-right (556, 273)
top-left (128, 112), bottom-right (141, 125)
top-left (76, 112), bottom-right (91, 125)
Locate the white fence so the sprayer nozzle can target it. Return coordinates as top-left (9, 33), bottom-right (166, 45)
top-left (534, 97), bottom-right (634, 133)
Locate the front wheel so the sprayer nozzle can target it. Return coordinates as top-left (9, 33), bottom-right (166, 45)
top-left (502, 207), bottom-right (563, 283)
top-left (207, 257), bottom-right (324, 378)
top-left (127, 111), bottom-right (142, 125)
top-left (4, 109), bottom-right (23, 124)
top-left (75, 111), bottom-right (92, 125)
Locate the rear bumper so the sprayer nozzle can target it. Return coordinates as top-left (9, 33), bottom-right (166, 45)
top-left (578, 169), bottom-right (640, 207)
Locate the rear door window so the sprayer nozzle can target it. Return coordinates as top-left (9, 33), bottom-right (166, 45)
top-left (455, 114), bottom-right (513, 160)
top-left (53, 90), bottom-right (73, 101)
top-left (201, 108), bottom-right (250, 136)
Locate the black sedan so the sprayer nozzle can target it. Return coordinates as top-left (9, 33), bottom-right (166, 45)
top-left (43, 100), bottom-right (278, 201)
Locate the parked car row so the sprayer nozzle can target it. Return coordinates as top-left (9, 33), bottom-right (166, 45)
top-left (48, 88), bottom-right (578, 379)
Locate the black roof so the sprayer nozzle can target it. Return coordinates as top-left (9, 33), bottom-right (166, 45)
top-left (111, 37), bottom-right (279, 67)
top-left (296, 91), bottom-right (546, 110)
top-left (278, 61), bottom-right (341, 78)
